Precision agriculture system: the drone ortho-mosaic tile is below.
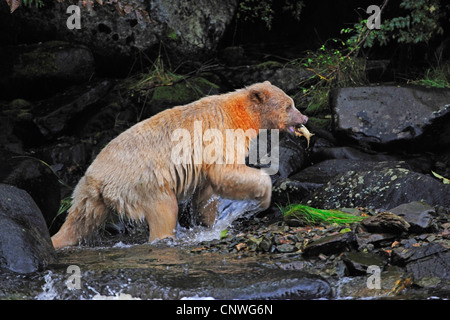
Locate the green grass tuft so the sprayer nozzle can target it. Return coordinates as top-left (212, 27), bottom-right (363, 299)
top-left (280, 203), bottom-right (364, 226)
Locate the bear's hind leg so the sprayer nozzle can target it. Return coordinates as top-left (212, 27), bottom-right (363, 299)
top-left (144, 191), bottom-right (179, 242)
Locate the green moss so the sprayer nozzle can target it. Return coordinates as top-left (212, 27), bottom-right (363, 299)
top-left (151, 77), bottom-right (219, 105)
top-left (167, 29), bottom-right (179, 41)
top-left (4, 99), bottom-right (33, 121)
top-left (13, 48), bottom-right (58, 79)
top-left (151, 83), bottom-right (194, 105)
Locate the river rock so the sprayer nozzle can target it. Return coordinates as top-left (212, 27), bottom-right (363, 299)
top-left (331, 85), bottom-right (450, 149)
top-left (303, 232), bottom-right (356, 257)
top-left (0, 184), bottom-right (56, 274)
top-left (303, 167), bottom-right (450, 210)
top-left (272, 160), bottom-right (413, 207)
top-left (391, 243), bottom-right (450, 280)
top-left (342, 251), bottom-right (387, 276)
top-left (361, 212), bottom-right (410, 234)
top-left (389, 201), bottom-right (435, 233)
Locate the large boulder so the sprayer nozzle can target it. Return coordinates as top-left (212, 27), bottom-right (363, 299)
top-left (331, 85), bottom-right (450, 150)
top-left (0, 150), bottom-right (61, 229)
top-left (0, 41), bottom-right (95, 99)
top-left (0, 184), bottom-right (56, 274)
top-left (1, 0), bottom-right (237, 64)
top-left (303, 167), bottom-right (450, 210)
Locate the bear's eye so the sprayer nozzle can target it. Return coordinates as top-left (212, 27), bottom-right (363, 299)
top-left (285, 105), bottom-right (292, 111)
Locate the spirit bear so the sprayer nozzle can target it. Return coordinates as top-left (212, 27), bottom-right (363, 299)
top-left (51, 81), bottom-right (308, 248)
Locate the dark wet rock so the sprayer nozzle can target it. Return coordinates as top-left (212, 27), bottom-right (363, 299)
top-left (343, 252), bottom-right (387, 276)
top-left (303, 168), bottom-right (450, 209)
top-left (389, 201), bottom-right (436, 233)
top-left (275, 133), bottom-right (311, 179)
top-left (303, 232), bottom-right (356, 257)
top-left (0, 100), bottom-right (45, 152)
top-left (311, 145), bottom-right (398, 163)
top-left (273, 160), bottom-right (411, 207)
top-left (0, 150), bottom-right (61, 229)
top-left (361, 212), bottom-right (410, 234)
top-left (0, 41), bottom-right (95, 98)
top-left (356, 232), bottom-right (397, 250)
top-left (272, 178), bottom-right (320, 208)
top-left (34, 80), bottom-right (114, 137)
top-left (0, 184), bottom-right (56, 274)
top-left (291, 159), bottom-right (411, 185)
top-left (331, 85), bottom-right (450, 149)
top-left (391, 243), bottom-right (450, 280)
top-left (210, 270), bottom-right (332, 300)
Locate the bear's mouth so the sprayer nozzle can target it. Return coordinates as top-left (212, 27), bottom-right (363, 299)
top-left (288, 124), bottom-right (303, 134)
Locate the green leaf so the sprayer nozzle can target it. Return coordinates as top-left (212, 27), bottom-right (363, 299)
top-left (220, 229), bottom-right (229, 239)
top-left (432, 171), bottom-right (450, 184)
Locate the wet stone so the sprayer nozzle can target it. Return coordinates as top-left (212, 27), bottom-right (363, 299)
top-left (303, 232), bottom-right (356, 257)
top-left (342, 252), bottom-right (386, 276)
top-left (361, 212), bottom-right (410, 234)
top-left (276, 244), bottom-right (297, 253)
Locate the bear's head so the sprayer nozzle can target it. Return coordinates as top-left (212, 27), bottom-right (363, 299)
top-left (247, 81), bottom-right (308, 134)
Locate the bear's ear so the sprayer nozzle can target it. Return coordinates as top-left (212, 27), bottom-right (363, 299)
top-left (249, 87), bottom-right (269, 104)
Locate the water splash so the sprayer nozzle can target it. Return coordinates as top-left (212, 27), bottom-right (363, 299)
top-left (35, 271), bottom-right (60, 300)
top-left (176, 197), bottom-right (259, 243)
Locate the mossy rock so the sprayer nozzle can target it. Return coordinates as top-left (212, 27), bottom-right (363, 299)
top-left (11, 41), bottom-right (94, 83)
top-left (151, 77), bottom-right (220, 106)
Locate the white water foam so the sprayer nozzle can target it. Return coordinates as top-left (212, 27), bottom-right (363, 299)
top-left (35, 271), bottom-right (60, 300)
top-left (176, 197), bottom-right (259, 244)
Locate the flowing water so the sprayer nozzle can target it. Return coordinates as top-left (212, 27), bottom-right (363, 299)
top-left (1, 198), bottom-right (447, 300)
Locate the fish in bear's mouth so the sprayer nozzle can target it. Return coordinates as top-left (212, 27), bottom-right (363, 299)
top-left (288, 124), bottom-right (315, 148)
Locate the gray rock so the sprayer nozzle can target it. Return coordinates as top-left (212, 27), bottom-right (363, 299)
top-left (303, 168), bottom-right (450, 210)
top-left (331, 85), bottom-right (450, 148)
top-left (0, 184), bottom-right (56, 273)
top-left (391, 243), bottom-right (450, 280)
top-left (389, 201), bottom-right (435, 232)
top-left (3, 1), bottom-right (237, 63)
